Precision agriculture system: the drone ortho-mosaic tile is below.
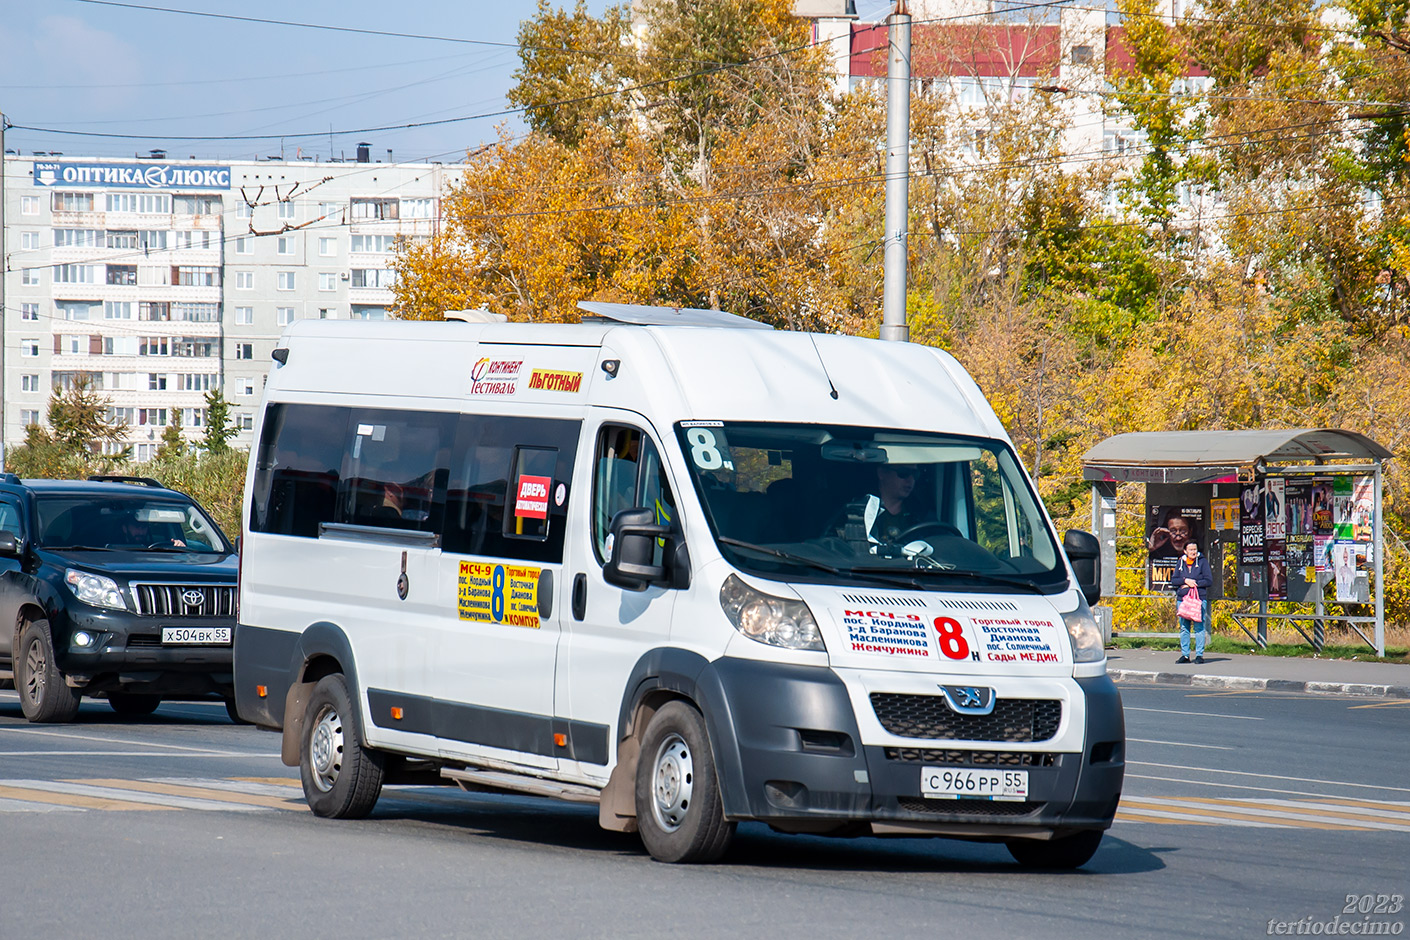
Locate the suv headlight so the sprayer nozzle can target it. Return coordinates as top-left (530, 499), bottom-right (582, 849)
top-left (1063, 601), bottom-right (1105, 663)
top-left (65, 569), bottom-right (128, 611)
top-left (719, 574), bottom-right (825, 652)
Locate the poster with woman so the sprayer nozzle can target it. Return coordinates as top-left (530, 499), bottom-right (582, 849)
top-left (1147, 505), bottom-right (1204, 591)
top-left (1351, 477), bottom-right (1374, 543)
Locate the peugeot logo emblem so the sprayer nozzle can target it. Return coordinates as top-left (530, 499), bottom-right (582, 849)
top-left (939, 684), bottom-right (996, 715)
top-left (955, 687), bottom-right (983, 709)
top-left (181, 589), bottom-right (205, 607)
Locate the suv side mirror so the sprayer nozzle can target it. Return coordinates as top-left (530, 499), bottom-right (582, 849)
top-left (603, 507), bottom-right (671, 589)
top-left (0, 531), bottom-right (22, 559)
top-left (1063, 529), bottom-right (1101, 607)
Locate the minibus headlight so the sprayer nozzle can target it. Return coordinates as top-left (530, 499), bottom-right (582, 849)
top-left (719, 575), bottom-right (825, 652)
top-left (1063, 605), bottom-right (1105, 663)
top-left (65, 569), bottom-right (128, 611)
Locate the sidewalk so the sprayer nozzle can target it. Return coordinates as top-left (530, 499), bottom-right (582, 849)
top-left (1106, 647), bottom-right (1410, 699)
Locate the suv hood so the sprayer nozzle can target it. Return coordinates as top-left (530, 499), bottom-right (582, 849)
top-left (787, 582), bottom-right (1074, 678)
top-left (43, 549), bottom-right (237, 580)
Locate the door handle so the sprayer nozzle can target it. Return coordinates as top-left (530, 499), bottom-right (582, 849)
top-left (571, 573), bottom-right (587, 622)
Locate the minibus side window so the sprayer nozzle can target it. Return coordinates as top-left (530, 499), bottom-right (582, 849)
top-left (444, 415), bottom-right (579, 563)
top-left (592, 426), bottom-right (675, 566)
top-left (338, 408), bottom-right (454, 533)
top-left (250, 403), bottom-right (351, 537)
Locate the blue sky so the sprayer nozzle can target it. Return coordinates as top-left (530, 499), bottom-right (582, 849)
top-left (1, 0), bottom-right (895, 164)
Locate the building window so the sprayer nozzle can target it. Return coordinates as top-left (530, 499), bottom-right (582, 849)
top-left (138, 408), bottom-right (168, 427)
top-left (242, 379), bottom-right (255, 396)
top-left (171, 337), bottom-right (217, 358)
top-left (107, 265), bottom-right (138, 286)
top-left (110, 406), bottom-right (135, 424)
top-left (234, 235), bottom-right (252, 254)
top-left (55, 228), bottom-right (102, 247)
top-left (235, 271), bottom-right (254, 290)
top-left (319, 307), bottom-right (337, 319)
top-left (140, 301), bottom-right (172, 321)
top-left (319, 272), bottom-right (337, 292)
top-left (59, 334), bottom-right (86, 355)
top-left (20, 303), bottom-right (40, 321)
top-left (318, 237), bottom-right (337, 256)
top-left (21, 195), bottom-right (40, 215)
top-left (235, 343), bottom-right (254, 360)
top-left (174, 266), bottom-right (219, 287)
top-left (52, 192), bottom-right (95, 212)
top-left (104, 301), bottom-right (134, 320)
top-left (174, 194), bottom-right (221, 215)
top-left (106, 193), bottom-right (170, 214)
top-left (58, 301), bottom-right (95, 320)
top-left (20, 410), bottom-right (41, 427)
top-left (1071, 44), bottom-right (1093, 64)
top-left (21, 268), bottom-right (41, 286)
top-left (176, 303), bottom-right (219, 323)
top-left (54, 264), bottom-right (99, 284)
top-left (350, 234), bottom-right (397, 253)
top-left (277, 271), bottom-right (296, 291)
top-left (401, 198), bottom-right (434, 219)
top-left (20, 231), bottom-right (40, 250)
top-left (277, 201), bottom-right (296, 220)
top-left (180, 373), bottom-right (216, 391)
top-left (21, 340), bottom-right (40, 358)
top-left (239, 414), bottom-right (254, 431)
top-left (234, 306), bottom-right (254, 325)
top-left (21, 375), bottom-right (41, 392)
top-left (276, 235), bottom-right (295, 255)
top-left (105, 335), bottom-right (141, 356)
top-left (277, 307), bottom-right (295, 326)
top-left (183, 408), bottom-right (206, 428)
top-left (350, 197), bottom-right (397, 220)
top-left (350, 306), bottom-right (387, 321)
top-left (350, 269), bottom-right (395, 289)
top-left (149, 373), bottom-right (168, 390)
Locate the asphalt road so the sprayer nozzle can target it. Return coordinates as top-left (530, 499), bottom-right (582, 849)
top-left (0, 685), bottom-right (1406, 940)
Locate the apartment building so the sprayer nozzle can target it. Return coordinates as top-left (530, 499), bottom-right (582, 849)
top-left (2, 150), bottom-right (462, 458)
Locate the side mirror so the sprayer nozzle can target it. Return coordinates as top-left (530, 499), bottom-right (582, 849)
top-left (1063, 529), bottom-right (1101, 607)
top-left (603, 507), bottom-right (669, 589)
top-left (0, 531), bottom-right (22, 559)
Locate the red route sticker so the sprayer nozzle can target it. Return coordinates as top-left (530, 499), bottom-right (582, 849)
top-left (515, 475), bottom-right (551, 519)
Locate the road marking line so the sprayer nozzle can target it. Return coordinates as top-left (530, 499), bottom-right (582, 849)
top-left (1316, 796), bottom-right (1410, 813)
top-left (38, 779), bottom-right (262, 811)
top-left (157, 777), bottom-right (305, 799)
top-left (1127, 773), bottom-right (1389, 801)
top-left (1129, 762), bottom-right (1410, 794)
top-left (1115, 803), bottom-right (1300, 828)
top-left (86, 779), bottom-right (302, 810)
top-left (0, 726), bottom-right (247, 754)
top-left (1114, 810), bottom-right (1215, 826)
top-left (1187, 691), bottom-right (1265, 697)
top-left (1127, 738), bottom-right (1235, 750)
top-left (0, 783), bottom-right (169, 811)
top-left (1348, 700), bottom-right (1410, 710)
top-left (233, 776), bottom-right (301, 788)
top-left (1260, 799), bottom-right (1410, 825)
top-left (1124, 707), bottom-right (1263, 720)
top-left (1119, 798), bottom-right (1371, 831)
top-left (0, 751), bottom-right (278, 758)
top-left (1156, 797), bottom-right (1410, 832)
top-left (0, 797), bottom-right (84, 813)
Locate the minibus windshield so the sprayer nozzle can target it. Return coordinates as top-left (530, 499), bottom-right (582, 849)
top-left (674, 422), bottom-right (1066, 592)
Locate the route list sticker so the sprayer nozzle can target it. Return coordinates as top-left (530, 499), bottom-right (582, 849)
top-left (971, 617), bottom-right (1060, 664)
top-left (459, 561), bottom-right (541, 628)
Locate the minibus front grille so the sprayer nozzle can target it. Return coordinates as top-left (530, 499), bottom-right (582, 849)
top-left (883, 748), bottom-right (1057, 767)
top-left (131, 583), bottom-right (237, 618)
top-left (896, 796), bottom-right (1043, 818)
top-left (870, 694), bottom-right (1063, 742)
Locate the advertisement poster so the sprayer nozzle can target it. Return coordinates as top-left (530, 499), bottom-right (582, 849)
top-left (1210, 498), bottom-right (1239, 532)
top-left (1310, 479), bottom-right (1334, 535)
top-left (1333, 476), bottom-right (1354, 539)
top-left (1239, 482), bottom-right (1265, 567)
top-left (1264, 478), bottom-right (1286, 600)
top-left (1284, 481), bottom-right (1314, 574)
top-left (1147, 504), bottom-right (1204, 591)
top-left (1351, 476), bottom-right (1375, 543)
top-left (1333, 542), bottom-right (1358, 603)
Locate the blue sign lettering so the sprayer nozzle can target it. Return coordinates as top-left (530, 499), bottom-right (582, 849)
top-left (32, 161), bottom-right (231, 191)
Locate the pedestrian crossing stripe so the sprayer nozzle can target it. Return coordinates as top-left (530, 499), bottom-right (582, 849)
top-left (1118, 796), bottom-right (1410, 832)
top-left (0, 777), bottom-right (472, 814)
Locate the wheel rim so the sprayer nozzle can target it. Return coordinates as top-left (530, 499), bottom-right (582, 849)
top-left (308, 705), bottom-right (344, 793)
top-left (23, 636), bottom-right (45, 706)
top-left (650, 732), bottom-right (694, 833)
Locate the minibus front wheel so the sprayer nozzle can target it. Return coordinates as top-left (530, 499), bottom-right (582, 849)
top-left (1006, 829), bottom-right (1104, 870)
top-left (299, 674), bottom-right (384, 819)
top-left (635, 701), bottom-right (736, 863)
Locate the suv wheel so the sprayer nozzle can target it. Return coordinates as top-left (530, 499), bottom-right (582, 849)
top-left (16, 619), bottom-right (82, 723)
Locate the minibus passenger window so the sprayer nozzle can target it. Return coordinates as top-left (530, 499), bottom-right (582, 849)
top-left (339, 409), bottom-right (454, 532)
top-left (504, 446), bottom-right (557, 541)
top-left (250, 403), bottom-right (351, 537)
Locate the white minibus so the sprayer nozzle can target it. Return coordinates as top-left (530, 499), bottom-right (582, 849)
top-left (234, 304), bottom-right (1123, 866)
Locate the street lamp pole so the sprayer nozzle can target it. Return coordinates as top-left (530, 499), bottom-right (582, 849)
top-left (880, 0), bottom-right (911, 343)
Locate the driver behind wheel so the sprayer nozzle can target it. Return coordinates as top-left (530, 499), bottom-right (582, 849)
top-left (835, 464), bottom-right (930, 552)
top-left (114, 513), bottom-right (185, 549)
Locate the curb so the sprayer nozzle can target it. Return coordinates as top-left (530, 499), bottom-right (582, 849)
top-left (1109, 668), bottom-right (1410, 700)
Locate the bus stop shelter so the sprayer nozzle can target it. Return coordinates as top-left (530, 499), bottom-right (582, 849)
top-left (1082, 429), bottom-right (1394, 656)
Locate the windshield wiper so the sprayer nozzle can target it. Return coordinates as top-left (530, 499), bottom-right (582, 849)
top-left (852, 564), bottom-right (1046, 594)
top-left (717, 537), bottom-right (924, 590)
top-left (44, 545), bottom-right (113, 552)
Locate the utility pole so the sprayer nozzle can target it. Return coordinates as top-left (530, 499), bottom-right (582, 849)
top-left (879, 0), bottom-right (911, 343)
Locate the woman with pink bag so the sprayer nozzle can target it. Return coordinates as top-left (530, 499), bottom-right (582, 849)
top-left (1173, 541), bottom-right (1213, 664)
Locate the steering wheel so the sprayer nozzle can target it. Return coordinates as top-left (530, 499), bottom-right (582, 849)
top-left (897, 521), bottom-right (964, 543)
top-left (146, 541), bottom-right (181, 550)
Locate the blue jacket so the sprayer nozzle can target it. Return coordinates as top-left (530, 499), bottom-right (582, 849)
top-left (1173, 555), bottom-right (1213, 601)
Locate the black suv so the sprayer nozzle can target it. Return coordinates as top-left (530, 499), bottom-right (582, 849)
top-left (0, 475), bottom-right (237, 723)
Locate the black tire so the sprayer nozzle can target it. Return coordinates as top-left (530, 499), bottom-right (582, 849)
top-left (16, 619), bottom-right (81, 723)
top-left (107, 693), bottom-right (161, 717)
top-left (1006, 829), bottom-right (1104, 870)
top-left (299, 674), bottom-right (384, 819)
top-left (224, 697), bottom-right (251, 725)
top-left (634, 701), bottom-right (735, 863)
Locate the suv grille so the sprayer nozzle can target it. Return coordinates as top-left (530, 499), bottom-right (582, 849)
top-left (870, 693), bottom-right (1062, 742)
top-left (131, 583), bottom-right (236, 618)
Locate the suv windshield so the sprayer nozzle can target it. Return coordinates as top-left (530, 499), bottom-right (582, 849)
top-left (674, 422), bottom-right (1065, 592)
top-left (35, 495), bottom-right (230, 554)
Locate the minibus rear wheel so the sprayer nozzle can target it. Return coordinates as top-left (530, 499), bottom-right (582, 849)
top-left (300, 674), bottom-right (384, 818)
top-left (1006, 829), bottom-right (1104, 870)
top-left (635, 701), bottom-right (736, 863)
